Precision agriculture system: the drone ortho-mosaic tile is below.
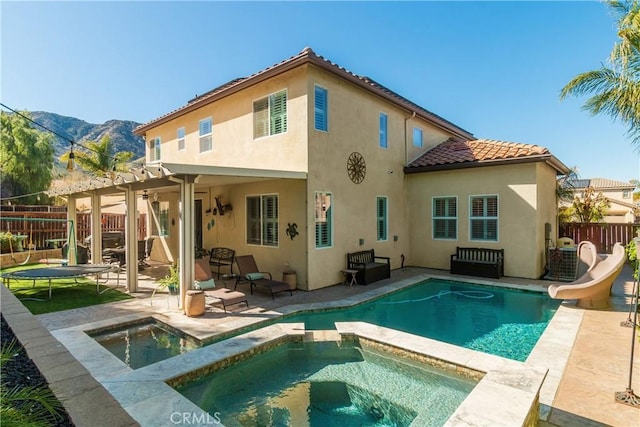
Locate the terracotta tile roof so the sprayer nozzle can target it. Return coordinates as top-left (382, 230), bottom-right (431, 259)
top-left (135, 47), bottom-right (473, 139)
top-left (570, 178), bottom-right (634, 190)
top-left (407, 138), bottom-right (556, 171)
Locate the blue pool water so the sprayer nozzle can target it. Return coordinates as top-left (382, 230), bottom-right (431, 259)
top-left (90, 319), bottom-right (201, 369)
top-left (282, 279), bottom-right (560, 361)
top-left (176, 341), bottom-right (476, 426)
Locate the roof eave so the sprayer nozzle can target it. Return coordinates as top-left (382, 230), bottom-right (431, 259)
top-left (134, 49), bottom-right (474, 140)
top-left (404, 154), bottom-right (570, 174)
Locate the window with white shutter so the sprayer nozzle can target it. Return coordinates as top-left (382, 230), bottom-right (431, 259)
top-left (433, 197), bottom-right (457, 239)
top-left (253, 90), bottom-right (287, 138)
top-left (199, 118), bottom-right (212, 152)
top-left (246, 194), bottom-right (279, 246)
top-left (470, 195), bottom-right (498, 241)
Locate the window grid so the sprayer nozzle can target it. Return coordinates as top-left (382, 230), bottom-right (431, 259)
top-left (470, 195), bottom-right (498, 241)
top-left (433, 197), bottom-right (457, 239)
top-left (315, 192), bottom-right (332, 248)
top-left (314, 85), bottom-right (328, 131)
top-left (177, 127), bottom-right (185, 151)
top-left (246, 194), bottom-right (279, 246)
top-left (199, 118), bottom-right (212, 153)
top-left (152, 201), bottom-right (170, 237)
top-left (254, 90), bottom-right (287, 138)
top-left (379, 113), bottom-right (388, 148)
top-left (149, 137), bottom-right (161, 162)
top-left (377, 196), bottom-right (388, 241)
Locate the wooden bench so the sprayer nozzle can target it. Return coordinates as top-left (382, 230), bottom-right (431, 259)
top-left (209, 247), bottom-right (235, 279)
top-left (346, 249), bottom-right (390, 285)
top-left (450, 247), bottom-right (504, 279)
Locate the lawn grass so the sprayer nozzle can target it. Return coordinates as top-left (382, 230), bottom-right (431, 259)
top-left (2, 264), bottom-right (132, 315)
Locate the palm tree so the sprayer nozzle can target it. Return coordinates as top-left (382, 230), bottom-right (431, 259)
top-left (60, 135), bottom-right (134, 178)
top-left (560, 0), bottom-right (640, 147)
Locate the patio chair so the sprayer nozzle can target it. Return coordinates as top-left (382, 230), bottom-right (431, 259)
top-left (194, 258), bottom-right (248, 312)
top-left (234, 255), bottom-right (292, 299)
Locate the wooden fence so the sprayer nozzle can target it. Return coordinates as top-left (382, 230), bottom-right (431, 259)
top-left (559, 223), bottom-right (640, 254)
top-left (0, 211), bottom-right (146, 249)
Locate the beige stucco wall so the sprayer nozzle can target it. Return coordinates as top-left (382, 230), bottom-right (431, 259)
top-left (303, 66), bottom-right (454, 290)
top-left (407, 162), bottom-right (558, 279)
top-left (145, 66), bottom-right (309, 173)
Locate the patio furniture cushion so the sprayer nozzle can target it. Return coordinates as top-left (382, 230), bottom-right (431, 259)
top-left (194, 278), bottom-right (216, 290)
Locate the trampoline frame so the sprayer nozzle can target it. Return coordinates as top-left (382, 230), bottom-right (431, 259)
top-left (1, 264), bottom-right (121, 300)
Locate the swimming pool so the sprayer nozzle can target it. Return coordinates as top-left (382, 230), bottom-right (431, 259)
top-left (175, 340), bottom-right (477, 426)
top-left (282, 279), bottom-right (560, 361)
top-left (88, 318), bottom-right (201, 369)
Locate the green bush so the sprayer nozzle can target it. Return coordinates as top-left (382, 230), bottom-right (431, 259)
top-left (0, 232), bottom-right (19, 254)
top-left (626, 240), bottom-right (639, 280)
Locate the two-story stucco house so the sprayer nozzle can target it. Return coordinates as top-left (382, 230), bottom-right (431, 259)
top-left (566, 178), bottom-right (638, 223)
top-left (52, 47), bottom-right (569, 302)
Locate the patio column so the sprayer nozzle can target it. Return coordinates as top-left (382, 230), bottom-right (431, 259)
top-left (90, 193), bottom-right (102, 263)
top-left (67, 196), bottom-right (77, 266)
top-left (177, 176), bottom-right (196, 311)
top-left (124, 186), bottom-right (139, 293)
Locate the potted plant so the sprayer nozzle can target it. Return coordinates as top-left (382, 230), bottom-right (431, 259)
top-left (151, 263), bottom-right (179, 306)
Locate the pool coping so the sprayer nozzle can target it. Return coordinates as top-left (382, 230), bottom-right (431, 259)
top-left (52, 319), bottom-right (548, 427)
top-left (48, 273), bottom-right (575, 426)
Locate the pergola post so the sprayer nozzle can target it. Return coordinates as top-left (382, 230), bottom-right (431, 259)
top-left (67, 196), bottom-right (77, 265)
top-left (178, 176), bottom-right (195, 311)
top-left (124, 187), bottom-right (138, 293)
top-left (90, 193), bottom-right (102, 263)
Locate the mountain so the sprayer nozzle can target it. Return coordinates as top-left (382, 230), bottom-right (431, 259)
top-left (29, 111), bottom-right (145, 159)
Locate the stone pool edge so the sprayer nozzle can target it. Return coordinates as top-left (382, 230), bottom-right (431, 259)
top-left (53, 315), bottom-right (548, 427)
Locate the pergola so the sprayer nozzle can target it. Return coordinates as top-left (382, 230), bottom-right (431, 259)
top-left (48, 163), bottom-right (305, 310)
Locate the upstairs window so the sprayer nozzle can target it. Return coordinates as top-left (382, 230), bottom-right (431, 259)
top-left (413, 127), bottom-right (423, 148)
top-left (379, 113), bottom-right (388, 148)
top-left (376, 196), bottom-right (388, 241)
top-left (149, 137), bottom-right (161, 162)
top-left (246, 194), bottom-right (279, 247)
top-left (314, 85), bottom-right (328, 131)
top-left (433, 197), bottom-right (457, 239)
top-left (254, 90), bottom-right (287, 138)
top-left (199, 118), bottom-right (212, 153)
top-left (177, 127), bottom-right (185, 151)
top-left (315, 192), bottom-right (332, 248)
top-left (470, 195), bottom-right (498, 241)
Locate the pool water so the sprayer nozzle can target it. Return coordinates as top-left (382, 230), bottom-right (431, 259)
top-left (89, 319), bottom-right (201, 369)
top-left (175, 341), bottom-right (476, 426)
top-left (283, 279), bottom-right (560, 361)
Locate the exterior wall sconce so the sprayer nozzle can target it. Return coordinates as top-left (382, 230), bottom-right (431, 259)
top-left (142, 190), bottom-right (149, 200)
top-left (359, 238), bottom-right (365, 246)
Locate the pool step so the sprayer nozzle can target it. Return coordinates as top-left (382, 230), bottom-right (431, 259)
top-left (304, 330), bottom-right (341, 342)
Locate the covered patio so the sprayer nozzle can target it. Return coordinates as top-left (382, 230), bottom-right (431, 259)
top-left (48, 163), bottom-right (306, 312)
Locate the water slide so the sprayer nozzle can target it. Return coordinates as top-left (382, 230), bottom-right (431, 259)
top-left (547, 242), bottom-right (626, 309)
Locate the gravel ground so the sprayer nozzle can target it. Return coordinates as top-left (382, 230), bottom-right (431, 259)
top-left (1, 315), bottom-right (74, 426)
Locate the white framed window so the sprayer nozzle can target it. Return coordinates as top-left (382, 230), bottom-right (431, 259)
top-left (315, 192), bottom-right (332, 248)
top-left (314, 85), bottom-right (328, 131)
top-left (199, 118), bottom-right (212, 152)
top-left (151, 201), bottom-right (170, 237)
top-left (433, 197), bottom-right (457, 240)
top-left (376, 196), bottom-right (388, 241)
top-left (413, 127), bottom-right (423, 147)
top-left (149, 137), bottom-right (161, 162)
top-left (623, 190), bottom-right (631, 199)
top-left (379, 112), bottom-right (388, 148)
top-left (246, 194), bottom-right (279, 246)
top-left (470, 195), bottom-right (498, 241)
top-left (177, 127), bottom-right (185, 151)
top-left (254, 90), bottom-right (287, 138)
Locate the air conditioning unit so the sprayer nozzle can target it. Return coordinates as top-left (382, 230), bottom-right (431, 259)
top-left (545, 247), bottom-right (578, 282)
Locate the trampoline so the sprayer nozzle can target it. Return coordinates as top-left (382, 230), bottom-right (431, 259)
top-left (1, 264), bottom-right (121, 300)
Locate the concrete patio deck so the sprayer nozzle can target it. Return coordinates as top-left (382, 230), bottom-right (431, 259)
top-left (2, 262), bottom-right (639, 426)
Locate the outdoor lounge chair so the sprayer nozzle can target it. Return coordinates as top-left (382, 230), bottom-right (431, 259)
top-left (194, 258), bottom-right (248, 312)
top-left (234, 255), bottom-right (292, 299)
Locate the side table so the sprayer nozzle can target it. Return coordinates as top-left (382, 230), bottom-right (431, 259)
top-left (342, 269), bottom-right (359, 286)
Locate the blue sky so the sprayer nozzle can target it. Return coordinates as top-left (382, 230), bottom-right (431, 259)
top-left (2, 1), bottom-right (639, 183)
